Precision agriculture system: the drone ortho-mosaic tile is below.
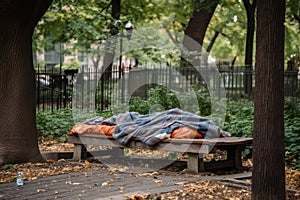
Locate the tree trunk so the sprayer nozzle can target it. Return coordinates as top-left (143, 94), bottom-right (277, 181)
top-left (183, 0), bottom-right (219, 49)
top-left (102, 0), bottom-right (120, 81)
top-left (0, 0), bottom-right (52, 164)
top-left (206, 30), bottom-right (220, 53)
top-left (181, 0), bottom-right (219, 68)
top-left (243, 0), bottom-right (256, 98)
top-left (252, 0), bottom-right (286, 199)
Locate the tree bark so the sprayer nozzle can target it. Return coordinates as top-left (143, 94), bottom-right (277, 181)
top-left (0, 0), bottom-right (52, 164)
top-left (183, 0), bottom-right (219, 49)
top-left (243, 0), bottom-right (256, 66)
top-left (242, 0), bottom-right (256, 98)
top-left (102, 0), bottom-right (120, 81)
top-left (206, 30), bottom-right (220, 53)
top-left (252, 0), bottom-right (286, 199)
top-left (181, 0), bottom-right (219, 68)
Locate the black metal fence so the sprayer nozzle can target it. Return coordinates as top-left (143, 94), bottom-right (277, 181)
top-left (35, 64), bottom-right (300, 111)
top-left (35, 65), bottom-right (77, 111)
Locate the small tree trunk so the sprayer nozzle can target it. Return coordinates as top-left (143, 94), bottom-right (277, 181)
top-left (206, 31), bottom-right (220, 53)
top-left (252, 0), bottom-right (286, 199)
top-left (102, 0), bottom-right (120, 81)
top-left (243, 0), bottom-right (256, 98)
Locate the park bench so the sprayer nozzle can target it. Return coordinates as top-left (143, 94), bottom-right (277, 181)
top-left (68, 133), bottom-right (252, 173)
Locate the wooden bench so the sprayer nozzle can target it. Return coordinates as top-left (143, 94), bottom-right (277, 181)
top-left (68, 134), bottom-right (252, 173)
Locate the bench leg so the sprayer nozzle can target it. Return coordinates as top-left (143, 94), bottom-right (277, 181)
top-left (226, 145), bottom-right (246, 170)
top-left (73, 144), bottom-right (87, 160)
top-left (187, 153), bottom-right (205, 173)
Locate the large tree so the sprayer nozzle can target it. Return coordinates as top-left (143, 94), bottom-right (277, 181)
top-left (252, 0), bottom-right (286, 199)
top-left (0, 0), bottom-right (52, 164)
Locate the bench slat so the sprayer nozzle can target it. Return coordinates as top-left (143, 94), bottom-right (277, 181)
top-left (68, 134), bottom-right (211, 154)
top-left (68, 133), bottom-right (252, 146)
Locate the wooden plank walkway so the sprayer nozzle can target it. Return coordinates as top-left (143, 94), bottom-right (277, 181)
top-left (0, 165), bottom-right (252, 200)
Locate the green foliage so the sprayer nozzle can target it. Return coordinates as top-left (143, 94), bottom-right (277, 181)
top-left (148, 85), bottom-right (181, 111)
top-left (32, 0), bottom-right (299, 66)
top-left (206, 0), bottom-right (247, 64)
top-left (223, 100), bottom-right (254, 137)
top-left (128, 85), bottom-right (211, 115)
top-left (2, 164), bottom-right (14, 170)
top-left (36, 108), bottom-right (113, 142)
top-left (194, 87), bottom-right (212, 116)
top-left (129, 85), bottom-right (180, 114)
top-left (36, 109), bottom-right (74, 142)
top-left (223, 99), bottom-right (300, 170)
top-left (34, 0), bottom-right (113, 52)
top-left (284, 100), bottom-right (300, 170)
top-left (54, 59), bottom-right (82, 71)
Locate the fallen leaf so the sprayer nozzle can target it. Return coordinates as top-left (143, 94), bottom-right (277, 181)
top-left (175, 182), bottom-right (186, 185)
top-left (138, 171), bottom-right (159, 177)
top-left (154, 180), bottom-right (162, 184)
top-left (34, 163), bottom-right (44, 167)
top-left (293, 172), bottom-right (300, 180)
top-left (119, 166), bottom-right (129, 172)
top-left (132, 193), bottom-right (144, 200)
top-left (36, 189), bottom-right (46, 193)
top-left (84, 160), bottom-right (91, 168)
top-left (47, 159), bottom-right (55, 163)
top-left (101, 182), bottom-right (108, 186)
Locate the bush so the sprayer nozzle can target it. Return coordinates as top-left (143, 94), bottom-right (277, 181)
top-left (36, 109), bottom-right (113, 142)
top-left (129, 85), bottom-right (212, 115)
top-left (223, 100), bottom-right (254, 138)
top-left (36, 109), bottom-right (74, 142)
top-left (223, 99), bottom-right (300, 170)
top-left (284, 100), bottom-right (300, 169)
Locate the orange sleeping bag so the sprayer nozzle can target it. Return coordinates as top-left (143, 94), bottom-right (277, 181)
top-left (70, 124), bottom-right (114, 136)
top-left (170, 126), bottom-right (203, 139)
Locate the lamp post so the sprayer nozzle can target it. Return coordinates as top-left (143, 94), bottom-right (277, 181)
top-left (125, 21), bottom-right (134, 39)
top-left (118, 21), bottom-right (134, 78)
top-left (118, 21), bottom-right (134, 103)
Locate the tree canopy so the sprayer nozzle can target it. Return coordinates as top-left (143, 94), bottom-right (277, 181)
top-left (33, 0), bottom-right (299, 66)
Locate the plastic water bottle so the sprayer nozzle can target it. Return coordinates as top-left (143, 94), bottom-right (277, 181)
top-left (16, 172), bottom-right (24, 186)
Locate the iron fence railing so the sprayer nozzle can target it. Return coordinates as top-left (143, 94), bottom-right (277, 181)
top-left (35, 64), bottom-right (300, 111)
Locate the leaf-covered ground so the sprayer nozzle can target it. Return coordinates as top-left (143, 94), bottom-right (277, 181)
top-left (0, 141), bottom-right (299, 200)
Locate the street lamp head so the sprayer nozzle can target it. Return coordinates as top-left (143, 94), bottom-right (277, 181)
top-left (114, 20), bottom-right (123, 28)
top-left (125, 21), bottom-right (134, 31)
top-left (125, 21), bottom-right (134, 39)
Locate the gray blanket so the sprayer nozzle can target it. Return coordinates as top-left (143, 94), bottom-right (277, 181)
top-left (84, 108), bottom-right (221, 146)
